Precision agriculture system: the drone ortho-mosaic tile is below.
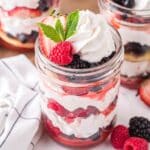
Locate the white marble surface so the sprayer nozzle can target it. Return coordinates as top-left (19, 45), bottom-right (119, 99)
top-left (35, 86), bottom-right (150, 150)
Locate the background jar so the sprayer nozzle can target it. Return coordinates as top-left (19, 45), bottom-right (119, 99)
top-left (0, 0), bottom-right (60, 52)
top-left (35, 27), bottom-right (123, 147)
top-left (98, 0), bottom-right (150, 89)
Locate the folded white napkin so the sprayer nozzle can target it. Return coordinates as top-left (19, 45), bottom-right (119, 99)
top-left (0, 55), bottom-right (42, 150)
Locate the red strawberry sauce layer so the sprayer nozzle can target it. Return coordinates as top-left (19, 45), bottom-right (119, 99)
top-left (47, 98), bottom-right (117, 124)
top-left (43, 116), bottom-right (115, 147)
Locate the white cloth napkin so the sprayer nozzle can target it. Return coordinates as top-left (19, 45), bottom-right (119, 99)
top-left (0, 55), bottom-right (42, 150)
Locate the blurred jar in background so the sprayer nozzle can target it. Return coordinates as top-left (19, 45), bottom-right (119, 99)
top-left (0, 0), bottom-right (60, 52)
top-left (98, 0), bottom-right (150, 89)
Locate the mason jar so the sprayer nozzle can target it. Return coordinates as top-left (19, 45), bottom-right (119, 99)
top-left (0, 0), bottom-right (60, 52)
top-left (98, 0), bottom-right (150, 89)
top-left (35, 26), bottom-right (123, 147)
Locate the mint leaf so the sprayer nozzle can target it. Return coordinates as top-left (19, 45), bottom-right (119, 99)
top-left (65, 10), bottom-right (79, 39)
top-left (38, 23), bottom-right (61, 42)
top-left (55, 19), bottom-right (65, 41)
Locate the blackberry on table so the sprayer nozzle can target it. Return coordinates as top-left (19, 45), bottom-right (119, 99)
top-left (129, 116), bottom-right (150, 142)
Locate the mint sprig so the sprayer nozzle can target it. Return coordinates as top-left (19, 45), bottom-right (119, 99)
top-left (38, 10), bottom-right (79, 42)
top-left (55, 19), bottom-right (65, 41)
top-left (65, 10), bottom-right (79, 39)
top-left (38, 23), bottom-right (62, 42)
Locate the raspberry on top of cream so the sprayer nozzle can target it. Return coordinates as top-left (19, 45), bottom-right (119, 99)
top-left (0, 0), bottom-right (40, 11)
top-left (68, 10), bottom-right (115, 63)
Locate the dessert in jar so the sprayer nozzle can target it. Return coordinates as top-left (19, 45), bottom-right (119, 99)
top-left (35, 10), bottom-right (123, 147)
top-left (98, 0), bottom-right (150, 89)
top-left (0, 0), bottom-right (59, 51)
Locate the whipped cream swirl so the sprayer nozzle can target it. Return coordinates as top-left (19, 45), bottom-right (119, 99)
top-left (67, 10), bottom-right (115, 63)
top-left (0, 0), bottom-right (40, 11)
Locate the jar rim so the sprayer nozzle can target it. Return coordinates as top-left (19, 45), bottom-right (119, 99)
top-left (35, 26), bottom-right (123, 77)
top-left (100, 0), bottom-right (150, 12)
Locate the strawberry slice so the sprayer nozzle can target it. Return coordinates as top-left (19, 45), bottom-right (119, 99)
top-left (7, 7), bottom-right (41, 18)
top-left (139, 79), bottom-right (150, 107)
top-left (39, 16), bottom-right (66, 57)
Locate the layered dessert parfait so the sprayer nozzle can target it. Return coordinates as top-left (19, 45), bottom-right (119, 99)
top-left (0, 0), bottom-right (59, 51)
top-left (35, 10), bottom-right (123, 147)
top-left (99, 0), bottom-right (150, 89)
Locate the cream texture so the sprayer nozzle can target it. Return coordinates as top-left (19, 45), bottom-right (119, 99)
top-left (67, 10), bottom-right (115, 63)
top-left (121, 60), bottom-right (150, 77)
top-left (0, 13), bottom-right (48, 36)
top-left (0, 0), bottom-right (40, 10)
top-left (118, 28), bottom-right (150, 46)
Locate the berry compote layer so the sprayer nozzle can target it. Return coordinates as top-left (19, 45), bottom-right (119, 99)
top-left (36, 10), bottom-right (123, 147)
top-left (0, 0), bottom-right (59, 51)
top-left (99, 0), bottom-right (150, 89)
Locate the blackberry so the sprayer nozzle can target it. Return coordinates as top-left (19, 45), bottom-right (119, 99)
top-left (129, 116), bottom-right (150, 142)
top-left (38, 0), bottom-right (49, 11)
top-left (125, 42), bottom-right (146, 56)
top-left (113, 0), bottom-right (135, 8)
top-left (17, 34), bottom-right (28, 43)
top-left (66, 55), bottom-right (91, 69)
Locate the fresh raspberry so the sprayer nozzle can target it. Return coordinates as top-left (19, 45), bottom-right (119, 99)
top-left (111, 125), bottom-right (129, 149)
top-left (123, 137), bottom-right (148, 150)
top-left (49, 41), bottom-right (73, 65)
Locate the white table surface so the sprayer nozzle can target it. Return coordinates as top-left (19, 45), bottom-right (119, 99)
top-left (35, 86), bottom-right (150, 150)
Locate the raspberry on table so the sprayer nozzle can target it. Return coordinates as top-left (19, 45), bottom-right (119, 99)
top-left (123, 137), bottom-right (148, 150)
top-left (129, 116), bottom-right (150, 142)
top-left (111, 125), bottom-right (129, 149)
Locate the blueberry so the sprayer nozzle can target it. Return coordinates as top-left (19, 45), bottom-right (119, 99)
top-left (125, 42), bottom-right (146, 56)
top-left (17, 34), bottom-right (28, 43)
top-left (29, 31), bottom-right (38, 41)
top-left (7, 33), bottom-right (14, 38)
top-left (113, 0), bottom-right (135, 8)
top-left (89, 130), bottom-right (101, 141)
top-left (90, 85), bottom-right (102, 92)
top-left (38, 0), bottom-right (49, 11)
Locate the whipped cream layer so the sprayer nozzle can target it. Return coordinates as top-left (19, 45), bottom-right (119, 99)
top-left (134, 0), bottom-right (150, 10)
top-left (42, 100), bottom-right (116, 138)
top-left (118, 28), bottom-right (150, 46)
top-left (41, 81), bottom-right (119, 112)
top-left (0, 0), bottom-right (40, 11)
top-left (41, 81), bottom-right (118, 138)
top-left (121, 60), bottom-right (150, 77)
top-left (0, 12), bottom-right (48, 36)
top-left (67, 10), bottom-right (115, 63)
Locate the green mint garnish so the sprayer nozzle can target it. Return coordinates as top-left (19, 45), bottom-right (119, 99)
top-left (55, 19), bottom-right (65, 41)
top-left (38, 10), bottom-right (79, 42)
top-left (65, 10), bottom-right (79, 39)
top-left (38, 23), bottom-right (62, 42)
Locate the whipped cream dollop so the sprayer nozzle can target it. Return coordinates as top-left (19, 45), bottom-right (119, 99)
top-left (67, 10), bottom-right (115, 63)
top-left (0, 0), bottom-right (40, 11)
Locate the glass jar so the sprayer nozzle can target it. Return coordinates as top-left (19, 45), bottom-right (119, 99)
top-left (98, 0), bottom-right (150, 89)
top-left (35, 26), bottom-right (123, 147)
top-left (0, 0), bottom-right (60, 52)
